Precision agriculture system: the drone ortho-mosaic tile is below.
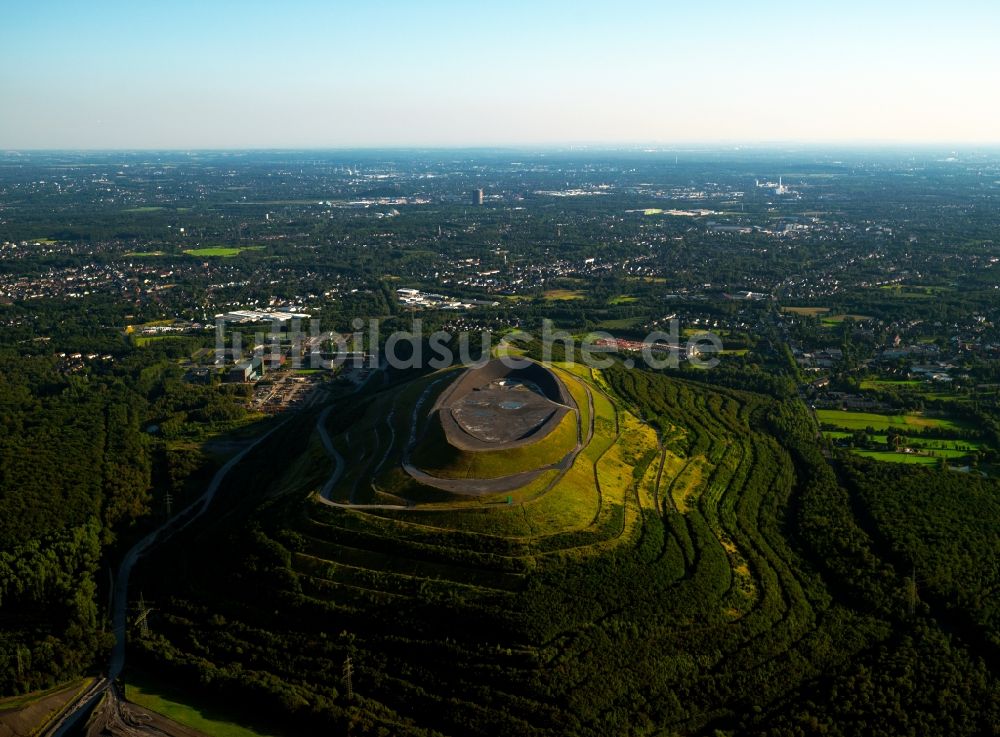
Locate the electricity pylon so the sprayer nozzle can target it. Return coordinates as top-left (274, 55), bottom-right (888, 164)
top-left (134, 593), bottom-right (154, 638)
top-left (343, 656), bottom-right (354, 701)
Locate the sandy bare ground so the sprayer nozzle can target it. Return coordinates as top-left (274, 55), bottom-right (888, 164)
top-left (82, 685), bottom-right (208, 737)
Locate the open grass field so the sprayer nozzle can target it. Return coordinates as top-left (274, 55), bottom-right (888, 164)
top-left (821, 408), bottom-right (977, 467)
top-left (552, 360), bottom-right (593, 380)
top-left (817, 409), bottom-right (964, 432)
top-left (230, 199), bottom-right (325, 206)
top-left (134, 334), bottom-right (192, 346)
top-left (826, 431), bottom-right (978, 451)
top-left (858, 379), bottom-right (970, 402)
top-left (183, 246), bottom-right (265, 257)
top-left (126, 677), bottom-right (286, 737)
top-left (595, 316), bottom-right (645, 330)
top-left (820, 313), bottom-right (872, 326)
top-left (833, 443), bottom-right (972, 465)
top-left (860, 379), bottom-right (922, 389)
top-left (542, 288), bottom-right (586, 301)
top-left (682, 327), bottom-right (727, 338)
top-left (123, 206), bottom-right (166, 213)
top-left (879, 284), bottom-right (951, 298)
top-left (781, 306), bottom-right (831, 316)
top-left (625, 275), bottom-right (668, 284)
top-left (852, 450), bottom-right (942, 466)
top-left (921, 391), bottom-right (969, 402)
top-left (607, 294), bottom-right (639, 305)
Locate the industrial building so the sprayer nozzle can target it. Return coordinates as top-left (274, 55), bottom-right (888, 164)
top-left (227, 356), bottom-right (264, 383)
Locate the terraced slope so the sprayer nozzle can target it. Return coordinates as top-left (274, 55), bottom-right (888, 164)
top-left (131, 363), bottom-right (1000, 736)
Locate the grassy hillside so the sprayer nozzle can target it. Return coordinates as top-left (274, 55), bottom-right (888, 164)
top-left (129, 363), bottom-right (1000, 737)
top-left (410, 405), bottom-right (579, 479)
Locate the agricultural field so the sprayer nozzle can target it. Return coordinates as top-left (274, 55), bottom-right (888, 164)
top-left (541, 288), bottom-right (585, 301)
top-left (852, 450), bottom-right (942, 465)
top-left (820, 313), bottom-right (872, 326)
top-left (826, 431), bottom-right (978, 453)
top-left (625, 275), bottom-right (668, 284)
top-left (781, 306), bottom-right (831, 316)
top-left (183, 246), bottom-right (265, 257)
top-left (594, 316), bottom-right (644, 330)
top-left (819, 409), bottom-right (979, 467)
top-left (607, 294), bottom-right (638, 305)
top-left (816, 408), bottom-right (964, 432)
top-left (133, 334), bottom-right (191, 346)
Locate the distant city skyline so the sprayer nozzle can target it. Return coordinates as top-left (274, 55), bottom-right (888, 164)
top-left (2, 0), bottom-right (999, 149)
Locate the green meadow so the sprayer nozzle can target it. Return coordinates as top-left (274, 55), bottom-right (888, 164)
top-left (184, 246), bottom-right (265, 257)
top-left (816, 409), bottom-right (963, 432)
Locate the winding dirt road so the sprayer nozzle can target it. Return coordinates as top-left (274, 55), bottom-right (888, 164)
top-left (315, 366), bottom-right (598, 505)
top-left (44, 419), bottom-right (289, 737)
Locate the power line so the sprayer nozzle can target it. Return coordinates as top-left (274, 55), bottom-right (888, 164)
top-left (135, 592), bottom-right (154, 639)
top-left (343, 656), bottom-right (354, 701)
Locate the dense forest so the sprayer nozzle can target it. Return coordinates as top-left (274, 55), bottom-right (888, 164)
top-left (0, 341), bottom-right (258, 693)
top-left (0, 350), bottom-right (147, 691)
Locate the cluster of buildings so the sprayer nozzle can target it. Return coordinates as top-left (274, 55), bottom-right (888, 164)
top-left (131, 320), bottom-right (210, 336)
top-left (590, 337), bottom-right (697, 359)
top-left (56, 351), bottom-right (114, 373)
top-left (396, 288), bottom-right (498, 310)
top-left (0, 261), bottom-right (177, 301)
top-left (216, 308), bottom-right (311, 324)
top-left (795, 348), bottom-right (844, 370)
top-left (755, 177), bottom-right (794, 196)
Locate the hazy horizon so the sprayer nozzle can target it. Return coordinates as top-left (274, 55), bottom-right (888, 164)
top-left (6, 143), bottom-right (1000, 155)
top-left (3, 0), bottom-right (999, 149)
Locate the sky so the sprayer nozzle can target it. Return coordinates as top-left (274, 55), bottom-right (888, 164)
top-left (2, 0), bottom-right (999, 149)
